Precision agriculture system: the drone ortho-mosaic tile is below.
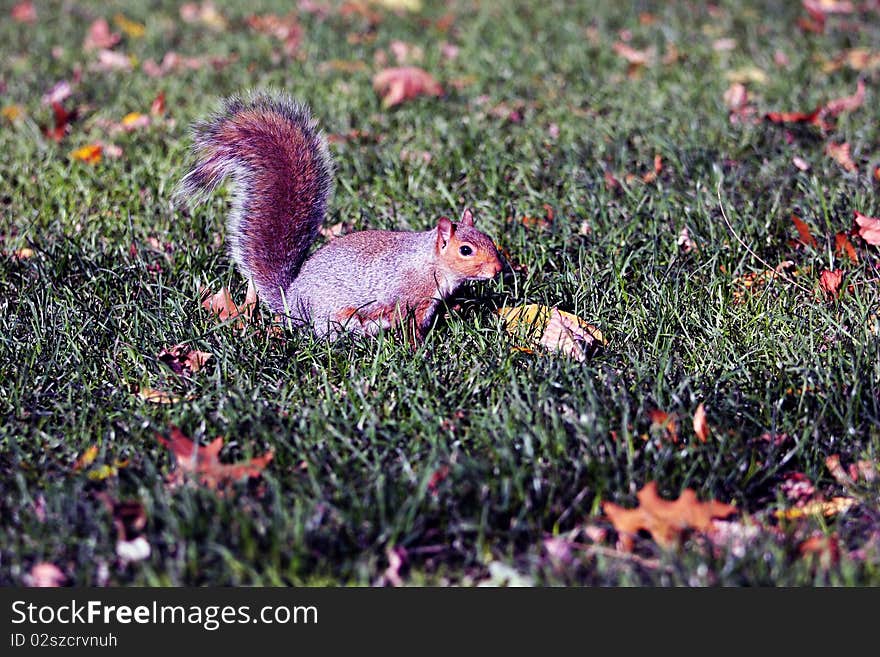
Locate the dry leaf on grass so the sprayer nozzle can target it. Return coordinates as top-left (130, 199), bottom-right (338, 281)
top-left (818, 269), bottom-right (843, 298)
top-left (648, 409), bottom-right (679, 443)
top-left (157, 426), bottom-right (273, 491)
top-left (834, 232), bottom-right (858, 262)
top-left (157, 344), bottom-right (213, 376)
top-left (70, 143), bottom-right (103, 164)
top-left (201, 284), bottom-right (257, 326)
top-left (11, 1), bottom-right (37, 24)
top-left (498, 304), bottom-right (605, 361)
top-left (693, 403), bottom-right (709, 442)
top-left (791, 214), bottom-right (817, 248)
top-left (825, 141), bottom-right (856, 172)
top-left (603, 482), bottom-right (737, 551)
top-left (774, 496), bottom-right (856, 520)
top-left (25, 562), bottom-right (66, 587)
top-left (854, 211), bottom-right (880, 245)
top-left (83, 18), bottom-right (120, 51)
top-left (372, 66), bottom-right (443, 108)
top-left (136, 386), bottom-right (181, 404)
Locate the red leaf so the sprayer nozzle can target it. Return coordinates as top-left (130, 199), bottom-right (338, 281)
top-left (765, 108), bottom-right (822, 126)
top-left (44, 102), bottom-right (76, 142)
top-left (11, 1), bottom-right (37, 23)
top-left (791, 214), bottom-right (817, 248)
top-left (693, 403), bottom-right (709, 442)
top-left (854, 211), bottom-right (880, 245)
top-left (821, 78), bottom-right (865, 118)
top-left (819, 269), bottom-right (843, 298)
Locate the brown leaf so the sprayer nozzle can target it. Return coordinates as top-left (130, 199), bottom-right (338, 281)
top-left (83, 18), bottom-right (121, 51)
top-left (693, 403), bottom-right (709, 442)
top-left (799, 533), bottom-right (840, 567)
top-left (137, 386), bottom-right (181, 404)
top-left (201, 284), bottom-right (256, 327)
top-left (612, 41), bottom-right (655, 66)
top-left (157, 426), bottom-right (274, 491)
top-left (157, 344), bottom-right (213, 376)
top-left (723, 82), bottom-right (756, 124)
top-left (825, 141), bottom-right (856, 172)
top-left (818, 269), bottom-right (843, 298)
top-left (791, 214), bottom-right (818, 248)
top-left (854, 211), bottom-right (880, 245)
top-left (246, 13), bottom-right (302, 56)
top-left (603, 482), bottom-right (737, 551)
top-left (649, 409), bottom-right (679, 444)
top-left (25, 562), bottom-right (66, 587)
top-left (11, 1), bottom-right (37, 24)
top-left (372, 66), bottom-right (443, 108)
top-left (834, 232), bottom-right (858, 262)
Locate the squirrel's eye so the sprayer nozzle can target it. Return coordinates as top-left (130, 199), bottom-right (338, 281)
top-left (459, 245), bottom-right (473, 256)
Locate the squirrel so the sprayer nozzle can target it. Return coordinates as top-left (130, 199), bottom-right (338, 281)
top-left (177, 92), bottom-right (503, 341)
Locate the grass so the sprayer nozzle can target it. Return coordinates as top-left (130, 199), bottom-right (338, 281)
top-left (1, 0), bottom-right (879, 586)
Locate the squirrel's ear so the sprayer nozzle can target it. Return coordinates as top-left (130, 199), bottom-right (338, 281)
top-left (460, 208), bottom-right (475, 226)
top-left (437, 216), bottom-right (454, 249)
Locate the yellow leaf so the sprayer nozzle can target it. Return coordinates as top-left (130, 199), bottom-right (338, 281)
top-left (773, 497), bottom-right (857, 520)
top-left (372, 0), bottom-right (423, 11)
top-left (725, 67), bottom-right (768, 85)
top-left (114, 13), bottom-right (145, 38)
top-left (73, 445), bottom-right (99, 471)
top-left (137, 386), bottom-right (180, 404)
top-left (70, 144), bottom-right (102, 164)
top-left (87, 464), bottom-right (118, 481)
top-left (498, 304), bottom-right (605, 361)
top-left (121, 111), bottom-right (147, 127)
top-left (2, 104), bottom-right (25, 121)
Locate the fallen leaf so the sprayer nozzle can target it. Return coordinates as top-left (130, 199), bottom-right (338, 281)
top-left (150, 91), bottom-right (166, 117)
top-left (2, 104), bottom-right (25, 121)
top-left (374, 0), bottom-right (422, 10)
top-left (246, 13), bottom-right (302, 56)
top-left (25, 563), bottom-right (66, 587)
top-left (72, 445), bottom-right (99, 471)
top-left (731, 260), bottom-right (797, 303)
top-left (120, 112), bottom-right (151, 130)
top-left (201, 285), bottom-right (256, 327)
top-left (44, 102), bottom-right (76, 142)
top-left (389, 39), bottom-right (423, 64)
top-left (649, 409), bottom-right (679, 444)
top-left (774, 496), bottom-right (856, 520)
top-left (93, 49), bottom-right (135, 71)
top-left (142, 51), bottom-right (236, 77)
top-left (380, 546), bottom-right (407, 587)
top-left (11, 1), bottom-right (37, 24)
top-left (157, 426), bottom-right (274, 490)
top-left (723, 82), bottom-right (756, 124)
top-left (834, 232), bottom-right (858, 262)
top-left (827, 454), bottom-right (877, 485)
top-left (498, 305), bottom-right (606, 361)
top-left (83, 18), bottom-right (120, 51)
top-left (792, 156), bottom-right (810, 171)
top-left (70, 143), bottom-right (103, 164)
top-left (825, 141), bottom-right (856, 172)
top-left (157, 344), bottom-right (213, 376)
top-left (612, 41), bottom-right (655, 65)
top-left (603, 482), bottom-right (737, 551)
top-left (693, 403), bottom-right (709, 442)
top-left (818, 269), bottom-right (843, 298)
top-left (427, 464), bottom-right (450, 495)
top-left (42, 80), bottom-right (72, 106)
top-left (180, 1), bottom-right (228, 30)
top-left (854, 211), bottom-right (880, 245)
top-left (821, 79), bottom-right (865, 118)
top-left (372, 66), bottom-right (443, 108)
top-left (113, 14), bottom-right (145, 39)
top-left (791, 214), bottom-right (818, 248)
top-left (678, 226), bottom-right (696, 252)
top-left (8, 247), bottom-right (34, 259)
top-left (765, 107), bottom-right (823, 127)
top-left (137, 386), bottom-right (181, 404)
top-left (726, 66), bottom-right (768, 85)
top-left (799, 533), bottom-right (840, 567)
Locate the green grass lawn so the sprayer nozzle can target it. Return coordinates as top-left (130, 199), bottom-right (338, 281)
top-left (1, 0), bottom-right (879, 586)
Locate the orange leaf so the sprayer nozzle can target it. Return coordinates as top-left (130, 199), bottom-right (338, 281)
top-left (150, 91), bottom-right (166, 117)
top-left (372, 66), bottom-right (443, 108)
top-left (791, 214), bottom-right (817, 248)
top-left (603, 482), bottom-right (736, 551)
top-left (692, 403), bottom-right (709, 442)
top-left (72, 445), bottom-right (99, 471)
top-left (648, 409), bottom-right (679, 443)
top-left (765, 108), bottom-right (822, 126)
top-left (854, 211), bottom-right (880, 245)
top-left (834, 232), bottom-right (858, 262)
top-left (825, 141), bottom-right (856, 172)
top-left (70, 143), bottom-right (102, 164)
top-left (157, 426), bottom-right (273, 490)
top-left (818, 269), bottom-right (843, 298)
top-left (201, 284), bottom-right (256, 327)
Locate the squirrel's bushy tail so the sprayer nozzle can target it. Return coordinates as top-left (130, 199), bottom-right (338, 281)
top-left (178, 92), bottom-right (334, 313)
